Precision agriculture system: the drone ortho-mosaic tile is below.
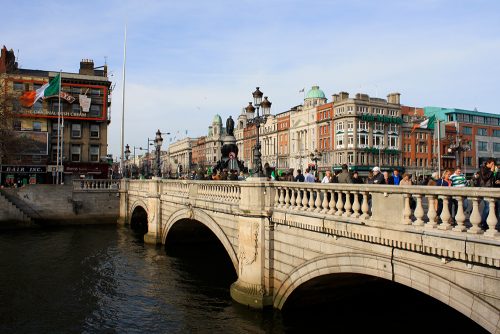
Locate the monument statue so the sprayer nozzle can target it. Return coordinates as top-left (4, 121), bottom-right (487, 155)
top-left (226, 115), bottom-right (235, 137)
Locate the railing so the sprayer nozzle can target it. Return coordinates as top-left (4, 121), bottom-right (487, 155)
top-left (272, 182), bottom-right (500, 236)
top-left (197, 181), bottom-right (241, 204)
top-left (73, 179), bottom-right (120, 191)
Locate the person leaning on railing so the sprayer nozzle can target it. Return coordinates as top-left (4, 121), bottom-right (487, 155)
top-left (479, 157), bottom-right (499, 228)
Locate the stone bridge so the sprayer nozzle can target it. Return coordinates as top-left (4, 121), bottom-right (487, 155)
top-left (119, 178), bottom-right (500, 333)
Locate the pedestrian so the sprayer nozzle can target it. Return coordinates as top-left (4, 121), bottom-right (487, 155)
top-left (295, 169), bottom-right (305, 182)
top-left (321, 170), bottom-right (332, 183)
top-left (400, 173), bottom-right (412, 186)
top-left (352, 171), bottom-right (364, 184)
top-left (388, 168), bottom-right (401, 185)
top-left (427, 171), bottom-right (439, 186)
top-left (436, 169), bottom-right (452, 219)
top-left (450, 166), bottom-right (468, 218)
top-left (304, 168), bottom-right (315, 183)
top-left (371, 166), bottom-right (385, 184)
top-left (382, 171), bottom-right (390, 184)
top-left (337, 164), bottom-right (352, 183)
top-left (479, 158), bottom-right (498, 228)
top-left (366, 170), bottom-right (374, 184)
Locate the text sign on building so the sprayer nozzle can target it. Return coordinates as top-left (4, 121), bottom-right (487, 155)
top-left (79, 95), bottom-right (91, 112)
top-left (1, 166), bottom-right (47, 173)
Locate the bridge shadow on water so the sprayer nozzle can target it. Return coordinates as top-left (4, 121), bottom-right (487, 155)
top-left (281, 273), bottom-right (488, 333)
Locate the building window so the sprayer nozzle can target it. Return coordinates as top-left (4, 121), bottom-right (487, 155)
top-left (72, 104), bottom-right (81, 113)
top-left (347, 135), bottom-right (354, 148)
top-left (33, 100), bottom-right (43, 112)
top-left (336, 122), bottom-right (344, 132)
top-left (50, 102), bottom-right (60, 113)
top-left (348, 152), bottom-right (354, 164)
top-left (478, 141), bottom-right (488, 151)
top-left (90, 145), bottom-right (100, 162)
top-left (347, 121), bottom-right (354, 131)
top-left (336, 135), bottom-right (344, 148)
top-left (89, 105), bottom-right (101, 117)
top-left (388, 124), bottom-right (398, 133)
top-left (90, 124), bottom-right (100, 138)
top-left (358, 121), bottom-right (368, 131)
top-left (358, 133), bottom-right (368, 147)
top-left (374, 122), bottom-right (384, 132)
top-left (374, 134), bottom-right (384, 147)
top-left (462, 126), bottom-right (472, 135)
top-left (477, 128), bottom-right (487, 136)
top-left (71, 123), bottom-right (82, 138)
top-left (388, 135), bottom-right (398, 148)
top-left (33, 121), bottom-right (41, 132)
top-left (13, 82), bottom-right (24, 91)
top-left (71, 144), bottom-right (81, 162)
top-left (494, 143), bottom-right (500, 152)
top-left (464, 156), bottom-right (472, 166)
top-left (494, 130), bottom-right (500, 137)
top-left (13, 119), bottom-right (21, 131)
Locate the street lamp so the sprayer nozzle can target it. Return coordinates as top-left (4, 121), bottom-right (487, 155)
top-left (154, 129), bottom-right (164, 177)
top-left (448, 139), bottom-right (471, 173)
top-left (125, 144), bottom-right (131, 160)
top-left (309, 149), bottom-right (322, 177)
top-left (246, 87), bottom-right (272, 177)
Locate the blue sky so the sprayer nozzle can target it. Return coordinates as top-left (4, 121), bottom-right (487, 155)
top-left (2, 0), bottom-right (500, 158)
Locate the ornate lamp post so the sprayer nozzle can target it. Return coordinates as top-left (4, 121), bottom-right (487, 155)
top-left (246, 87), bottom-right (272, 177)
top-left (125, 144), bottom-right (131, 161)
top-left (448, 138), bottom-right (471, 173)
top-left (309, 149), bottom-right (322, 177)
top-left (124, 144), bottom-right (131, 178)
top-left (154, 129), bottom-right (164, 177)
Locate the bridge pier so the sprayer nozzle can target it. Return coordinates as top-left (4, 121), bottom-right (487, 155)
top-left (230, 178), bottom-right (273, 308)
top-left (117, 179), bottom-right (129, 225)
top-left (144, 178), bottom-right (162, 244)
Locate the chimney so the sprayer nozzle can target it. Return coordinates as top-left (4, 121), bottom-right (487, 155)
top-left (339, 91), bottom-right (349, 101)
top-left (79, 59), bottom-right (94, 75)
top-left (332, 94), bottom-right (339, 103)
top-left (0, 46), bottom-right (18, 73)
top-left (387, 92), bottom-right (401, 105)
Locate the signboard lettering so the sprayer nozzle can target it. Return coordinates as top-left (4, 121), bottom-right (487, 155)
top-left (1, 165), bottom-right (47, 173)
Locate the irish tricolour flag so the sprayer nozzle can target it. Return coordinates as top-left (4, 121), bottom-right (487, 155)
top-left (19, 73), bottom-right (60, 107)
top-left (411, 115), bottom-right (436, 132)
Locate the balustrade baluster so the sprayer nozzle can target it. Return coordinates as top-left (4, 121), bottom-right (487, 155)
top-left (412, 195), bottom-right (424, 226)
top-left (351, 192), bottom-right (360, 218)
top-left (438, 195), bottom-right (452, 230)
top-left (360, 192), bottom-right (369, 220)
top-left (321, 189), bottom-right (329, 214)
top-left (403, 194), bottom-right (412, 224)
top-left (328, 190), bottom-right (337, 215)
top-left (452, 196), bottom-right (467, 232)
top-left (307, 188), bottom-right (315, 212)
top-left (289, 188), bottom-right (295, 209)
top-left (314, 189), bottom-right (322, 213)
top-left (468, 197), bottom-right (483, 234)
top-left (295, 188), bottom-right (302, 210)
top-left (485, 197), bottom-right (499, 237)
top-left (277, 187), bottom-right (283, 208)
top-left (301, 188), bottom-right (309, 211)
top-left (342, 191), bottom-right (352, 217)
top-left (425, 195), bottom-right (437, 229)
top-left (335, 191), bottom-right (344, 216)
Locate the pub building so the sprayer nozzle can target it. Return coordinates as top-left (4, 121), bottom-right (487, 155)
top-left (0, 46), bottom-right (112, 184)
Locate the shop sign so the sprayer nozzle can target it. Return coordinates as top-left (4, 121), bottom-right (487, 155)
top-left (1, 165), bottom-right (46, 173)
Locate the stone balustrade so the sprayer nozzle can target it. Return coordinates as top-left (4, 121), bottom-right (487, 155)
top-left (272, 182), bottom-right (499, 236)
top-left (73, 179), bottom-right (120, 191)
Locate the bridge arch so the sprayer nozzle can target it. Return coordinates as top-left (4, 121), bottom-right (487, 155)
top-left (274, 253), bottom-right (496, 332)
top-left (129, 200), bottom-right (150, 233)
top-left (162, 208), bottom-right (238, 273)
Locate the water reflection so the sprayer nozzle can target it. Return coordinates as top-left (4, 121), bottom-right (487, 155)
top-left (0, 225), bottom-right (488, 334)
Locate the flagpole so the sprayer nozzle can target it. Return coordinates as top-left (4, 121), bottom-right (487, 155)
top-left (437, 118), bottom-right (441, 177)
top-left (55, 71), bottom-right (61, 185)
top-left (120, 24), bottom-right (127, 179)
top-left (58, 71), bottom-right (63, 184)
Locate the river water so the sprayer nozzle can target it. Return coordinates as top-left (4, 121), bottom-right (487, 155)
top-left (0, 225), bottom-right (487, 333)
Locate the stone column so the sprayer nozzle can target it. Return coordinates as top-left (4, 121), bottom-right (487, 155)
top-left (117, 179), bottom-right (129, 225)
top-left (230, 177), bottom-right (273, 309)
top-left (144, 178), bottom-right (162, 244)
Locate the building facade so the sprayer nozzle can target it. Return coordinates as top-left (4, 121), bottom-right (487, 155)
top-left (330, 91), bottom-right (402, 173)
top-left (0, 46), bottom-right (112, 186)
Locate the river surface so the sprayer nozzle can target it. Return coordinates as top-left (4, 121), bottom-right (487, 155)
top-left (0, 225), bottom-right (487, 333)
